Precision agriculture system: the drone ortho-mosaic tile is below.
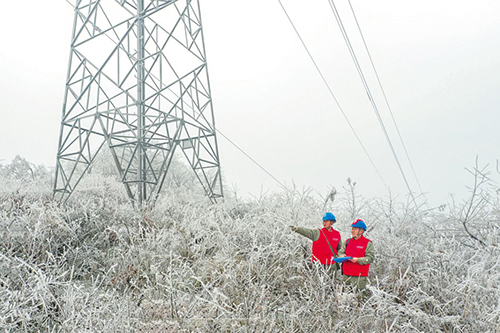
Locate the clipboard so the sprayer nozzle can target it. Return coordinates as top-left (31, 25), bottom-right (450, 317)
top-left (333, 256), bottom-right (353, 263)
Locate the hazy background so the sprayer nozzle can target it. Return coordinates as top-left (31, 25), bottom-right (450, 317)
top-left (1, 0), bottom-right (499, 207)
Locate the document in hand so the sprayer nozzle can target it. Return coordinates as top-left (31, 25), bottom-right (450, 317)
top-left (333, 257), bottom-right (353, 263)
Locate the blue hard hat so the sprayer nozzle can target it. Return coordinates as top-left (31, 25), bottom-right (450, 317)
top-left (322, 212), bottom-right (336, 221)
top-left (351, 219), bottom-right (367, 231)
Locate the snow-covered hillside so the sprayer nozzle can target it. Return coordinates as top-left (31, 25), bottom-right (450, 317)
top-left (1, 156), bottom-right (499, 331)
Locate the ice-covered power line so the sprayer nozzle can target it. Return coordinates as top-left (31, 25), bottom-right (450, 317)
top-left (327, 0), bottom-right (417, 202)
top-left (216, 129), bottom-right (288, 191)
top-left (347, 0), bottom-right (423, 193)
top-left (276, 0), bottom-right (389, 191)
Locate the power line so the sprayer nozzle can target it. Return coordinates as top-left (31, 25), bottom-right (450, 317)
top-left (159, 75), bottom-right (288, 192)
top-left (327, 0), bottom-right (417, 203)
top-left (347, 0), bottom-right (423, 193)
top-left (216, 129), bottom-right (288, 191)
top-left (276, 0), bottom-right (389, 191)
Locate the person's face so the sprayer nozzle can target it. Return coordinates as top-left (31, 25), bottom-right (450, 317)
top-left (351, 227), bottom-right (363, 239)
top-left (323, 220), bottom-right (333, 229)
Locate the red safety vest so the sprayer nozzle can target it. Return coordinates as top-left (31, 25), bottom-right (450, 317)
top-left (342, 236), bottom-right (371, 277)
top-left (312, 228), bottom-right (341, 265)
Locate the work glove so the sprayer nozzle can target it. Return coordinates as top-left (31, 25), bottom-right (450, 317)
top-left (290, 226), bottom-right (298, 232)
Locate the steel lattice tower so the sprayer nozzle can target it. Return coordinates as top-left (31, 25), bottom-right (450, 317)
top-left (54, 0), bottom-right (223, 206)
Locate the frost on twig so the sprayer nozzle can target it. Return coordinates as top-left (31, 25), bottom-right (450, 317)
top-left (452, 157), bottom-right (497, 247)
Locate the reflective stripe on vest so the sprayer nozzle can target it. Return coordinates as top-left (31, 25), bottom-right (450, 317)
top-left (312, 228), bottom-right (341, 265)
top-left (342, 236), bottom-right (371, 277)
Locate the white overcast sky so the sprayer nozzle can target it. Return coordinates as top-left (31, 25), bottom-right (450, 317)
top-left (1, 0), bottom-right (499, 207)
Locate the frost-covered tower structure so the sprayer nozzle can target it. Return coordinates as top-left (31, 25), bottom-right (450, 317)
top-left (54, 0), bottom-right (223, 206)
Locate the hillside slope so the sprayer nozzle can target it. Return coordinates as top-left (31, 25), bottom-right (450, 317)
top-left (1, 157), bottom-right (499, 331)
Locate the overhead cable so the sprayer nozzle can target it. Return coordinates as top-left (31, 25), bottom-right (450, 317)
top-left (327, 0), bottom-right (417, 203)
top-left (216, 129), bottom-right (288, 191)
top-left (276, 0), bottom-right (389, 191)
top-left (164, 83), bottom-right (287, 192)
top-left (347, 0), bottom-right (423, 193)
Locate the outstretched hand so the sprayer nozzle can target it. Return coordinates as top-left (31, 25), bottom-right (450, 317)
top-left (290, 226), bottom-right (298, 232)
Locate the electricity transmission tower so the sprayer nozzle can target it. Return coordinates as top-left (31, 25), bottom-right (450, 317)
top-left (54, 0), bottom-right (223, 206)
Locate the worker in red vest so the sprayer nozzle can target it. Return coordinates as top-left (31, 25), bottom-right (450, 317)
top-left (290, 212), bottom-right (341, 272)
top-left (338, 219), bottom-right (374, 299)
